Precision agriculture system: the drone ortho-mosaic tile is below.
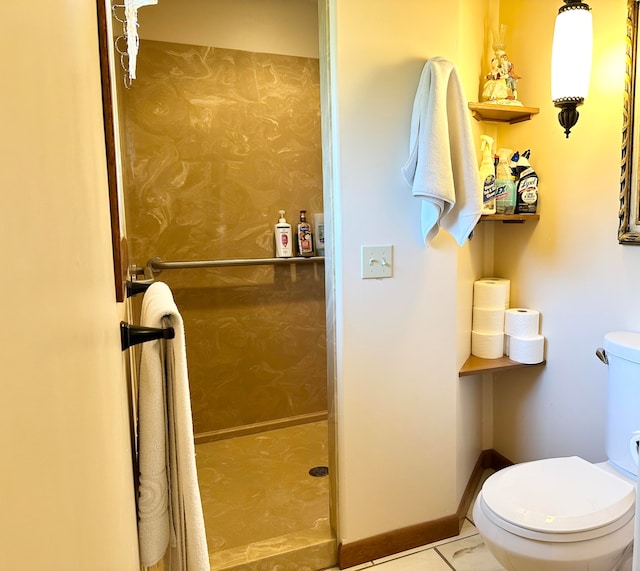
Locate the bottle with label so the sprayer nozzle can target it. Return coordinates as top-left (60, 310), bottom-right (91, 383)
top-left (495, 148), bottom-right (517, 215)
top-left (274, 210), bottom-right (293, 258)
top-left (313, 213), bottom-right (325, 256)
top-left (515, 150), bottom-right (539, 214)
top-left (296, 210), bottom-right (314, 257)
top-left (479, 135), bottom-right (496, 215)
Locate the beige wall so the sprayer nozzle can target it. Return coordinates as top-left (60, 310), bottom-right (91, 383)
top-left (329, 0), bottom-right (636, 549)
top-left (490, 0), bottom-right (640, 464)
top-left (139, 0), bottom-right (319, 58)
top-left (456, 0), bottom-right (494, 504)
top-left (329, 0), bottom-right (486, 544)
top-left (0, 2), bottom-right (139, 570)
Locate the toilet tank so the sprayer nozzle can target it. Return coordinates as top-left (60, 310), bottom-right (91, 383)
top-left (604, 331), bottom-right (640, 478)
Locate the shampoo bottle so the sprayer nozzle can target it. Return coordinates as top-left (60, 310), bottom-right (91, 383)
top-left (274, 210), bottom-right (293, 258)
top-left (479, 135), bottom-right (497, 215)
top-left (313, 213), bottom-right (325, 256)
top-left (495, 149), bottom-right (517, 215)
top-left (296, 210), bottom-right (314, 257)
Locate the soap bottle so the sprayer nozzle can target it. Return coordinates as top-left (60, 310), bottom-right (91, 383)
top-left (495, 149), bottom-right (517, 215)
top-left (479, 135), bottom-right (496, 215)
top-left (296, 210), bottom-right (314, 257)
top-left (274, 210), bottom-right (293, 258)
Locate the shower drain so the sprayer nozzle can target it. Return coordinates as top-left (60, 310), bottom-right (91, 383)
top-left (309, 466), bottom-right (329, 477)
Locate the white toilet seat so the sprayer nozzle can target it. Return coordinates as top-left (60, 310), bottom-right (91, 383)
top-left (480, 456), bottom-right (635, 542)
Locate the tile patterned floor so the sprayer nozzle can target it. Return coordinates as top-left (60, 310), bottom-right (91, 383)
top-left (326, 467), bottom-right (505, 571)
top-left (326, 518), bottom-right (505, 571)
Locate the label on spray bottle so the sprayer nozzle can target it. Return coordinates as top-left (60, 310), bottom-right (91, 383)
top-left (483, 174), bottom-right (497, 203)
top-left (495, 179), bottom-right (516, 214)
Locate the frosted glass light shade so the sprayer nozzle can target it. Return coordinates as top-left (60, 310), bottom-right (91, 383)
top-left (551, 6), bottom-right (592, 103)
top-left (551, 1), bottom-right (592, 137)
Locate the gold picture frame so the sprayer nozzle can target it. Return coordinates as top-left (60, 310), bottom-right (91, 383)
top-left (620, 0), bottom-right (640, 244)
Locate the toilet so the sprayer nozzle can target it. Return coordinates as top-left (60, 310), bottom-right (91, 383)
top-left (473, 331), bottom-right (640, 571)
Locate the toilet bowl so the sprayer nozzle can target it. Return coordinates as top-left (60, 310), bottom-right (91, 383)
top-left (473, 456), bottom-right (635, 571)
top-left (472, 331), bottom-right (640, 571)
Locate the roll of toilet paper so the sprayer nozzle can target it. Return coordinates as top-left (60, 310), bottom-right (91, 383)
top-left (471, 330), bottom-right (505, 359)
top-left (473, 278), bottom-right (510, 308)
top-left (505, 308), bottom-right (540, 338)
top-left (472, 306), bottom-right (505, 333)
top-left (508, 334), bottom-right (545, 364)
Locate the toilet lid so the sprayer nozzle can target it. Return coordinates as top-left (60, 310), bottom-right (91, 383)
top-left (482, 456), bottom-right (635, 533)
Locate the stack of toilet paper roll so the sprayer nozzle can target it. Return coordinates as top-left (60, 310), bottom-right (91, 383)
top-left (472, 277), bottom-right (545, 363)
top-left (471, 278), bottom-right (510, 359)
top-left (505, 308), bottom-right (545, 364)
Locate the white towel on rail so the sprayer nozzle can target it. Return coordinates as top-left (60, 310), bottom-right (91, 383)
top-left (402, 57), bottom-right (482, 246)
top-left (137, 281), bottom-right (210, 571)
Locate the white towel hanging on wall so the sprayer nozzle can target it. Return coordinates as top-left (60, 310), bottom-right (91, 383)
top-left (402, 57), bottom-right (482, 246)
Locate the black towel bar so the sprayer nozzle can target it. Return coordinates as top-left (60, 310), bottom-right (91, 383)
top-left (120, 321), bottom-right (175, 351)
top-left (126, 279), bottom-right (154, 297)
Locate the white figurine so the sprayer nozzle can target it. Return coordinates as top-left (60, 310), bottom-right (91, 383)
top-left (481, 26), bottom-right (522, 105)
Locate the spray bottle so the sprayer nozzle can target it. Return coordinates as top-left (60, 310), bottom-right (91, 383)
top-left (479, 135), bottom-right (497, 215)
top-left (495, 148), bottom-right (517, 215)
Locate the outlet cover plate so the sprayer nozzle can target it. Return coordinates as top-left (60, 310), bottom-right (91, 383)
top-left (361, 245), bottom-right (393, 279)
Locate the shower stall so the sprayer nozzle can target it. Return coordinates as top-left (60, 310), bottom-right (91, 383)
top-left (118, 2), bottom-right (333, 568)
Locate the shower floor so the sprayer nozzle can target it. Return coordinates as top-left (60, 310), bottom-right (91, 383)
top-left (195, 420), bottom-right (336, 571)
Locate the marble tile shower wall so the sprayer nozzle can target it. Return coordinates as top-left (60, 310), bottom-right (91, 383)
top-left (122, 40), bottom-right (327, 437)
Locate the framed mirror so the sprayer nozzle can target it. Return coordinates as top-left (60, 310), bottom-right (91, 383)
top-left (620, 0), bottom-right (640, 244)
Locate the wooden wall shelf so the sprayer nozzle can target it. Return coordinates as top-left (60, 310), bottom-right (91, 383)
top-left (459, 355), bottom-right (545, 377)
top-left (468, 102), bottom-right (540, 124)
top-left (480, 214), bottom-right (540, 223)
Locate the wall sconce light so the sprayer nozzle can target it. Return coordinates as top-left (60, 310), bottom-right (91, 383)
top-left (551, 0), bottom-right (592, 138)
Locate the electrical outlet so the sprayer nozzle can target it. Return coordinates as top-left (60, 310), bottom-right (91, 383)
top-left (361, 245), bottom-right (393, 279)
